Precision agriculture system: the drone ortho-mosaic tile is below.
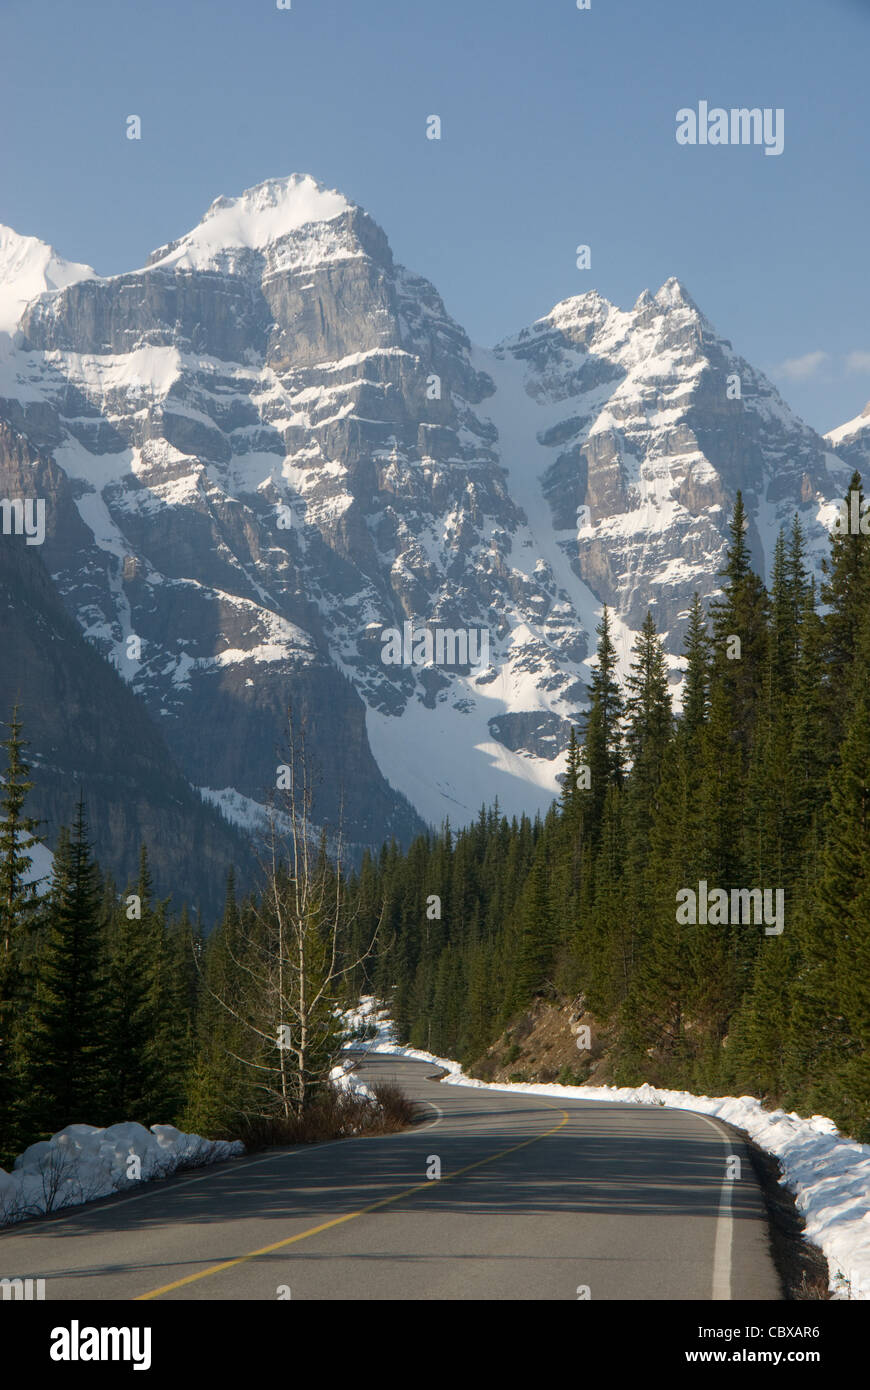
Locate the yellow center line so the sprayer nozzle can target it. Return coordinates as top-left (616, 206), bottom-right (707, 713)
top-left (134, 1106), bottom-right (570, 1300)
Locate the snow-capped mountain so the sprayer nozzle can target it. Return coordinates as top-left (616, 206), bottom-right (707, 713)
top-left (0, 175), bottom-right (859, 859)
top-left (826, 401), bottom-right (870, 475)
top-left (0, 225), bottom-right (94, 334)
top-left (483, 280), bottom-right (851, 659)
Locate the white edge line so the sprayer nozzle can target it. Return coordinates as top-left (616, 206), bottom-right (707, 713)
top-left (694, 1113), bottom-right (735, 1302)
top-left (416, 1101), bottom-right (443, 1132)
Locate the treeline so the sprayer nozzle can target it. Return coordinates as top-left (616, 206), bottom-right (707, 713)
top-left (352, 482), bottom-right (870, 1142)
top-left (0, 712), bottom-right (362, 1167)
top-left (0, 719), bottom-right (206, 1167)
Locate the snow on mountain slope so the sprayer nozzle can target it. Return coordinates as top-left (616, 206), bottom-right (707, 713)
top-left (826, 401), bottom-right (870, 474)
top-left (145, 174), bottom-right (353, 273)
top-left (827, 401), bottom-right (870, 447)
top-left (0, 176), bottom-right (859, 844)
top-left (485, 279), bottom-right (850, 670)
top-left (0, 225), bottom-right (94, 334)
top-left (473, 340), bottom-right (643, 688)
top-left (2, 177), bottom-right (592, 834)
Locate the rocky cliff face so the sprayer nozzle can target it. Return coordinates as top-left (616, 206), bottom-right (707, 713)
top-left (482, 279), bottom-right (849, 647)
top-left (0, 424), bottom-right (253, 917)
top-left (0, 175), bottom-right (861, 852)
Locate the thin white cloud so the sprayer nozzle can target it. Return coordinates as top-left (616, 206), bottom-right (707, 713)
top-left (775, 350), bottom-right (829, 382)
top-left (846, 351), bottom-right (870, 373)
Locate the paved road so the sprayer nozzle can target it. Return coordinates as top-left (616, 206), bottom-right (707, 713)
top-left (0, 1054), bottom-right (783, 1300)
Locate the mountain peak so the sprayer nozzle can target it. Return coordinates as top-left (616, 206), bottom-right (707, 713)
top-left (544, 288), bottom-right (614, 327)
top-left (147, 174), bottom-right (353, 270)
top-left (0, 224), bottom-right (95, 333)
top-left (826, 400), bottom-right (870, 449)
top-left (654, 276), bottom-right (699, 312)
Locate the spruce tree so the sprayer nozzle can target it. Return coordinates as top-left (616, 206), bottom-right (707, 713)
top-left (707, 491), bottom-right (770, 759)
top-left (681, 594), bottom-right (711, 740)
top-left (0, 708), bottom-right (42, 1160)
top-left (787, 687), bottom-right (870, 1138)
top-left (0, 705), bottom-right (42, 954)
top-left (27, 798), bottom-right (107, 1134)
top-left (581, 606), bottom-right (625, 839)
top-left (102, 875), bottom-right (153, 1123)
top-left (558, 727), bottom-right (583, 825)
top-left (185, 871), bottom-right (248, 1135)
top-left (820, 471), bottom-right (870, 742)
top-left (625, 612), bottom-right (673, 767)
top-left (788, 578), bottom-right (829, 874)
top-left (511, 847), bottom-right (556, 1007)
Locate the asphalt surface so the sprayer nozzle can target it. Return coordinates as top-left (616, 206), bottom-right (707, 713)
top-left (0, 1054), bottom-right (783, 1300)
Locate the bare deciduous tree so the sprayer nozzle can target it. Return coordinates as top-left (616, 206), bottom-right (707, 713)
top-left (200, 708), bottom-right (380, 1122)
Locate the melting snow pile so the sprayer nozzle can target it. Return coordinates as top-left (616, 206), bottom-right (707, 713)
top-left (0, 1122), bottom-right (244, 1226)
top-left (328, 1058), bottom-right (377, 1103)
top-left (340, 996), bottom-right (870, 1300)
top-left (329, 1007), bottom-right (384, 1102)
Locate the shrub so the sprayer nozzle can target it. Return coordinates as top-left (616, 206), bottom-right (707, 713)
top-left (237, 1082), bottom-right (420, 1150)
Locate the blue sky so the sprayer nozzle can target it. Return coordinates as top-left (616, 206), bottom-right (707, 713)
top-left (1, 0), bottom-right (867, 433)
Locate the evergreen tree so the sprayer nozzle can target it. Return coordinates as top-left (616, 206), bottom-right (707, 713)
top-left (510, 847), bottom-right (556, 1007)
top-left (707, 491), bottom-right (770, 759)
top-left (27, 798), bottom-right (107, 1134)
top-left (788, 578), bottom-right (829, 872)
top-left (820, 470), bottom-right (870, 745)
top-left (558, 727), bottom-right (584, 826)
top-left (0, 708), bottom-right (42, 1160)
top-left (184, 870), bottom-right (248, 1135)
top-left (681, 594), bottom-right (711, 740)
top-left (799, 686), bottom-right (870, 1139)
top-left (625, 612), bottom-right (673, 769)
top-left (581, 606), bottom-right (625, 838)
top-left (0, 706), bottom-right (42, 948)
top-left (101, 872), bottom-right (154, 1123)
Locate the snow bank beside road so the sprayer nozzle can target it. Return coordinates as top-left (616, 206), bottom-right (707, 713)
top-left (341, 997), bottom-right (870, 1300)
top-left (329, 1057), bottom-right (377, 1102)
top-left (0, 1121), bottom-right (244, 1226)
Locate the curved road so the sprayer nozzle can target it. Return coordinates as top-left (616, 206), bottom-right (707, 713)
top-left (0, 1054), bottom-right (782, 1300)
